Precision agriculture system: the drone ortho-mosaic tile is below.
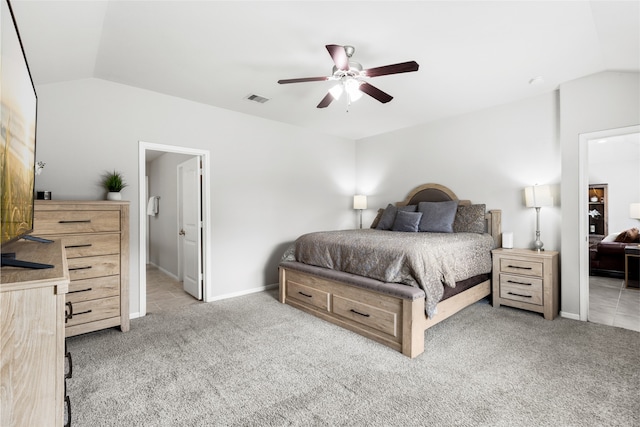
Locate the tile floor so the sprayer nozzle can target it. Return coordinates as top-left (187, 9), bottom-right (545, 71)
top-left (589, 275), bottom-right (640, 332)
top-left (146, 264), bottom-right (202, 314)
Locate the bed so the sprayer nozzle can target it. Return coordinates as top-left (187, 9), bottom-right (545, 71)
top-left (278, 183), bottom-right (501, 358)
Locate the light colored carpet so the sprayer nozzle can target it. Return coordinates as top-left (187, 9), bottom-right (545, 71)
top-left (66, 290), bottom-right (640, 426)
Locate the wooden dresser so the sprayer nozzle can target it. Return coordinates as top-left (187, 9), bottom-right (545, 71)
top-left (1, 239), bottom-right (70, 427)
top-left (492, 248), bottom-right (559, 320)
top-left (34, 200), bottom-right (130, 336)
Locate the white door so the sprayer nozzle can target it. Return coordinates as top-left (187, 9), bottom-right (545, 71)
top-left (178, 157), bottom-right (202, 300)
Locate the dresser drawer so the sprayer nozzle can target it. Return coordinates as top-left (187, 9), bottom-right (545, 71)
top-left (66, 276), bottom-right (120, 304)
top-left (46, 234), bottom-right (120, 258)
top-left (66, 296), bottom-right (120, 327)
top-left (287, 280), bottom-right (330, 312)
top-left (499, 258), bottom-right (543, 277)
top-left (499, 274), bottom-right (543, 306)
top-left (332, 294), bottom-right (398, 337)
top-left (33, 210), bottom-right (120, 235)
top-left (67, 255), bottom-right (120, 281)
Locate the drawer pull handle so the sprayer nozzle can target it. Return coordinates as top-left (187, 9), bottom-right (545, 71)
top-left (507, 265), bottom-right (532, 270)
top-left (59, 220), bottom-right (91, 223)
top-left (65, 301), bottom-right (73, 322)
top-left (75, 309), bottom-right (93, 316)
top-left (69, 266), bottom-right (92, 271)
top-left (68, 287), bottom-right (92, 294)
top-left (507, 292), bottom-right (532, 298)
top-left (350, 309), bottom-right (370, 318)
top-left (64, 395), bottom-right (71, 427)
top-left (507, 280), bottom-right (532, 286)
top-left (64, 351), bottom-right (73, 379)
top-left (65, 243), bottom-right (92, 249)
top-left (298, 291), bottom-right (312, 298)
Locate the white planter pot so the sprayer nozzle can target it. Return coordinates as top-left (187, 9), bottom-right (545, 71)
top-left (107, 192), bottom-right (122, 201)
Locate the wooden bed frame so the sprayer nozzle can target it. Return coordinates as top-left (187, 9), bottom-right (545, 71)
top-left (279, 183), bottom-right (501, 358)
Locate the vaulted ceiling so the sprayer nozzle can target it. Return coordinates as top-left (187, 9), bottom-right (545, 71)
top-left (10, 1), bottom-right (640, 140)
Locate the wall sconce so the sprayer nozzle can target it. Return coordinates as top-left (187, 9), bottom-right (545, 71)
top-left (630, 203), bottom-right (640, 220)
top-left (353, 195), bottom-right (367, 229)
top-left (524, 184), bottom-right (554, 251)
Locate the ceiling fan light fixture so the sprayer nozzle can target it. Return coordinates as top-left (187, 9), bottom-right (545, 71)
top-left (344, 78), bottom-right (363, 102)
top-left (329, 84), bottom-right (344, 100)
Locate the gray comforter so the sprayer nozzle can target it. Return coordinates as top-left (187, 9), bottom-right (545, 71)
top-left (287, 229), bottom-right (494, 318)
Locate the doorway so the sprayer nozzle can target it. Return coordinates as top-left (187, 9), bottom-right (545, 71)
top-left (579, 126), bottom-right (640, 324)
top-left (138, 141), bottom-right (212, 317)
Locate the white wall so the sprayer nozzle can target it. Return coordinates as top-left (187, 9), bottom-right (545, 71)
top-left (589, 134), bottom-right (640, 235)
top-left (356, 91), bottom-right (561, 251)
top-left (147, 152), bottom-right (193, 277)
top-left (34, 78), bottom-right (356, 315)
top-left (560, 71), bottom-right (640, 317)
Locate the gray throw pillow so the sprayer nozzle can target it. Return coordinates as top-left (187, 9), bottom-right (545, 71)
top-left (392, 210), bottom-right (423, 232)
top-left (376, 204), bottom-right (398, 230)
top-left (453, 204), bottom-right (486, 234)
top-left (418, 200), bottom-right (459, 232)
top-left (398, 205), bottom-right (417, 212)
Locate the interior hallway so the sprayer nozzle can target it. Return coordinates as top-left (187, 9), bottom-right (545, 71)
top-left (146, 264), bottom-right (202, 314)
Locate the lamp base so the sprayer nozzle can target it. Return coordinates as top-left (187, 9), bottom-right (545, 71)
top-left (533, 240), bottom-right (545, 252)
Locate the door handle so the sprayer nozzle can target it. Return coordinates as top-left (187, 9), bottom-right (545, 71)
top-left (179, 229), bottom-right (185, 236)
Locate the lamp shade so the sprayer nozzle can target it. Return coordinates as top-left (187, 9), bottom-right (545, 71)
top-left (630, 203), bottom-right (640, 219)
top-left (524, 184), bottom-right (554, 208)
top-left (353, 195), bottom-right (367, 210)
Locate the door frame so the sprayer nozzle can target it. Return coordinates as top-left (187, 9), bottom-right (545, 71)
top-left (138, 141), bottom-right (212, 317)
top-left (578, 125), bottom-right (639, 321)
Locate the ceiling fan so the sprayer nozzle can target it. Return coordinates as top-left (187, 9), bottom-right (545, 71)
top-left (277, 44), bottom-right (419, 108)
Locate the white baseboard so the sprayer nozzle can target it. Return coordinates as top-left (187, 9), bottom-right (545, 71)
top-left (130, 312), bottom-right (141, 320)
top-left (207, 283), bottom-right (278, 302)
top-left (560, 311), bottom-right (580, 321)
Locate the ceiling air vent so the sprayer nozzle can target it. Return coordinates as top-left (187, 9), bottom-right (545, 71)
top-left (245, 94), bottom-right (269, 104)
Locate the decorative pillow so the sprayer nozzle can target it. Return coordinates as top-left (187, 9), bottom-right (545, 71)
top-left (398, 205), bottom-right (417, 213)
top-left (375, 204), bottom-right (398, 230)
top-left (417, 200), bottom-right (459, 233)
top-left (391, 210), bottom-right (423, 232)
top-left (602, 232), bottom-right (620, 243)
top-left (614, 228), bottom-right (640, 243)
top-left (453, 204), bottom-right (486, 234)
top-left (370, 208), bottom-right (384, 229)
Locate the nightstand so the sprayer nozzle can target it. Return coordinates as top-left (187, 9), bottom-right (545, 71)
top-left (492, 248), bottom-right (559, 320)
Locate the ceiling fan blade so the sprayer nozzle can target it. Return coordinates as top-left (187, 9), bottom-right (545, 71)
top-left (363, 61), bottom-right (419, 78)
top-left (326, 44), bottom-right (349, 71)
top-left (359, 82), bottom-right (393, 103)
top-left (316, 92), bottom-right (334, 108)
top-left (278, 76), bottom-right (329, 84)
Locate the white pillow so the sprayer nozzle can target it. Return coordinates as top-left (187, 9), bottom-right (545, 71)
top-left (602, 232), bottom-right (621, 242)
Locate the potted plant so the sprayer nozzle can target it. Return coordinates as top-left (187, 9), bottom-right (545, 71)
top-left (102, 170), bottom-right (127, 200)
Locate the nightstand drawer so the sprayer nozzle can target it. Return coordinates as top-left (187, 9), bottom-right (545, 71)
top-left (287, 280), bottom-right (330, 312)
top-left (499, 258), bottom-right (543, 277)
top-left (500, 281), bottom-right (543, 305)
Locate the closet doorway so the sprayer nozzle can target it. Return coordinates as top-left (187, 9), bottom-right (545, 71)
top-left (138, 141), bottom-right (212, 317)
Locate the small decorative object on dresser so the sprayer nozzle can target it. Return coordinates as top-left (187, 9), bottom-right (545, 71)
top-left (33, 200), bottom-right (130, 337)
top-left (492, 248), bottom-right (559, 320)
top-left (101, 170), bottom-right (128, 201)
